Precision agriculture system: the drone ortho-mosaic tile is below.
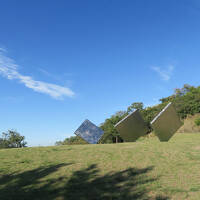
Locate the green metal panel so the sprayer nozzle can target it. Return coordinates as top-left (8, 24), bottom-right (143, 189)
top-left (151, 102), bottom-right (183, 141)
top-left (115, 110), bottom-right (149, 142)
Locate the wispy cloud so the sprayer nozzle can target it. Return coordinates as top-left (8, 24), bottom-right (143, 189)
top-left (0, 51), bottom-right (75, 99)
top-left (151, 65), bottom-right (174, 81)
top-left (38, 68), bottom-right (65, 81)
top-left (0, 47), bottom-right (7, 53)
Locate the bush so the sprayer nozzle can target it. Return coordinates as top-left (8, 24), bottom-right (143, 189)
top-left (55, 136), bottom-right (87, 145)
top-left (0, 130), bottom-right (27, 148)
top-left (195, 118), bottom-right (200, 126)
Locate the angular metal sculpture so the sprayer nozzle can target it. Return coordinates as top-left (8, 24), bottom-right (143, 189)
top-left (74, 119), bottom-right (104, 144)
top-left (151, 102), bottom-right (183, 141)
top-left (114, 110), bottom-right (149, 142)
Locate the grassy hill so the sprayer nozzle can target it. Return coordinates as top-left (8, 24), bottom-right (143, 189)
top-left (178, 114), bottom-right (200, 133)
top-left (1, 133), bottom-right (200, 200)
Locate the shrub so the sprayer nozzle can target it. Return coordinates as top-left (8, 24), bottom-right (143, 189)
top-left (195, 118), bottom-right (200, 126)
top-left (0, 130), bottom-right (27, 148)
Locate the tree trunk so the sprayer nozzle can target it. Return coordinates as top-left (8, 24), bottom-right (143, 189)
top-left (116, 136), bottom-right (118, 143)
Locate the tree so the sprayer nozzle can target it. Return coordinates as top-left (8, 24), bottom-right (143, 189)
top-left (100, 111), bottom-right (126, 143)
top-left (127, 102), bottom-right (143, 114)
top-left (56, 84), bottom-right (200, 144)
top-left (100, 84), bottom-right (200, 143)
top-left (0, 130), bottom-right (27, 148)
top-left (195, 118), bottom-right (200, 126)
top-left (55, 141), bottom-right (63, 146)
top-left (55, 136), bottom-right (87, 145)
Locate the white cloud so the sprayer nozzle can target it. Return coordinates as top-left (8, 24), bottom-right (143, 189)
top-left (151, 65), bottom-right (174, 81)
top-left (38, 68), bottom-right (64, 81)
top-left (0, 47), bottom-right (7, 52)
top-left (0, 51), bottom-right (75, 99)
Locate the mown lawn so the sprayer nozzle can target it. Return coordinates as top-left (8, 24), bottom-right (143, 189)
top-left (1, 133), bottom-right (200, 200)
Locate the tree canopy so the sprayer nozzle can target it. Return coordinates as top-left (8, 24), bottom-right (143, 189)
top-left (0, 130), bottom-right (27, 149)
top-left (55, 136), bottom-right (87, 145)
top-left (100, 84), bottom-right (200, 143)
top-left (56, 84), bottom-right (200, 145)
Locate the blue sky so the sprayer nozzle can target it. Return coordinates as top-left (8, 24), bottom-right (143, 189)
top-left (1, 0), bottom-right (200, 146)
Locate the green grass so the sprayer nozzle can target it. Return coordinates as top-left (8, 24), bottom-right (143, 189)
top-left (1, 133), bottom-right (200, 199)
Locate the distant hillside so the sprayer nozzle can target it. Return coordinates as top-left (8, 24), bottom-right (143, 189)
top-left (178, 113), bottom-right (200, 133)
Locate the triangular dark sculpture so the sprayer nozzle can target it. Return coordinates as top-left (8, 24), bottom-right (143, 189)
top-left (151, 102), bottom-right (183, 141)
top-left (115, 110), bottom-right (149, 142)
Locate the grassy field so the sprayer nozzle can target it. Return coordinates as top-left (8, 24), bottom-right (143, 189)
top-left (178, 113), bottom-right (200, 133)
top-left (1, 133), bottom-right (200, 200)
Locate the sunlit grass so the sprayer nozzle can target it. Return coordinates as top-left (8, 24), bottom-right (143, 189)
top-left (0, 133), bottom-right (200, 199)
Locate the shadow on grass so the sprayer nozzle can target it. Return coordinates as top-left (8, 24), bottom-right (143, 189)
top-left (0, 163), bottom-right (169, 200)
top-left (64, 164), bottom-right (169, 200)
top-left (0, 163), bottom-right (72, 200)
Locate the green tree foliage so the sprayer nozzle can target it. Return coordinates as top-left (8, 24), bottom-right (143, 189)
top-left (0, 130), bottom-right (27, 149)
top-left (195, 118), bottom-right (200, 126)
top-left (140, 103), bottom-right (169, 132)
top-left (127, 102), bottom-right (144, 114)
top-left (101, 84), bottom-right (200, 143)
top-left (161, 84), bottom-right (200, 118)
top-left (55, 136), bottom-right (87, 145)
top-left (58, 84), bottom-right (200, 144)
top-left (99, 111), bottom-right (127, 143)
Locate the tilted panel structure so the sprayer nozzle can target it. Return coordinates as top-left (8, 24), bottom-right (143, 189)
top-left (151, 102), bottom-right (183, 141)
top-left (74, 119), bottom-right (104, 144)
top-left (114, 110), bottom-right (149, 142)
